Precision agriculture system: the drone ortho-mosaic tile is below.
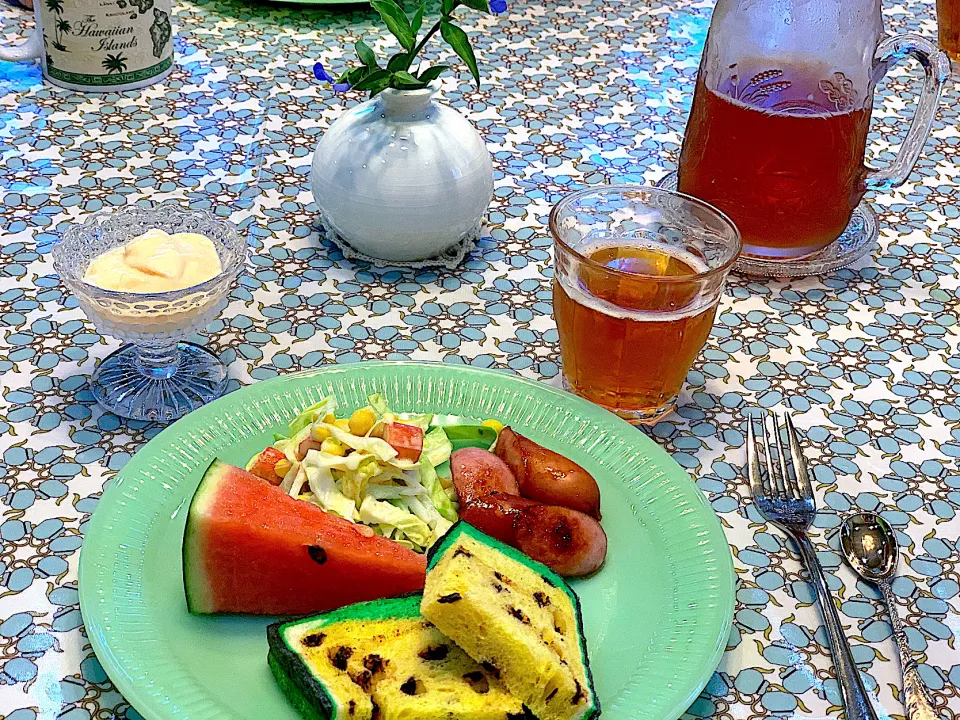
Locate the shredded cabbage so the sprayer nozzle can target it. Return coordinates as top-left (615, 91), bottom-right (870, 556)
top-left (306, 464), bottom-right (357, 521)
top-left (341, 457), bottom-right (380, 503)
top-left (288, 397), bottom-right (338, 436)
top-left (358, 496), bottom-right (432, 547)
top-left (422, 426), bottom-right (453, 467)
top-left (251, 392), bottom-right (464, 551)
top-left (419, 459), bottom-right (457, 522)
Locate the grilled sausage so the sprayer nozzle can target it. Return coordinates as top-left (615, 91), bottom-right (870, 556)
top-left (451, 448), bottom-right (519, 505)
top-left (495, 427), bottom-right (601, 519)
top-left (460, 492), bottom-right (607, 577)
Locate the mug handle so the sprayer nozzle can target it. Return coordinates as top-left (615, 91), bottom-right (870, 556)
top-left (0, 29), bottom-right (43, 62)
top-left (865, 34), bottom-right (951, 191)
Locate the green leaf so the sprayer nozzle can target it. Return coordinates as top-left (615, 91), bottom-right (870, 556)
top-left (355, 40), bottom-right (379, 69)
top-left (392, 70), bottom-right (421, 83)
top-left (352, 68), bottom-right (391, 91)
top-left (417, 64), bottom-right (450, 83)
top-left (371, 0), bottom-right (415, 51)
top-left (410, 2), bottom-right (425, 35)
top-left (441, 0), bottom-right (455, 14)
top-left (365, 76), bottom-right (393, 97)
top-left (459, 0), bottom-right (489, 12)
top-left (338, 66), bottom-right (369, 86)
top-left (440, 21), bottom-right (480, 88)
top-left (391, 70), bottom-right (427, 88)
top-left (387, 52), bottom-right (409, 71)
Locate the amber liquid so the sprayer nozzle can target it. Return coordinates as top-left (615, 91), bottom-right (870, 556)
top-left (553, 242), bottom-right (717, 418)
top-left (938, 0), bottom-right (960, 62)
top-left (678, 67), bottom-right (872, 258)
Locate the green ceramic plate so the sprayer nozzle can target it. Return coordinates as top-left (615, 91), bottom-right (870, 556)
top-left (79, 362), bottom-right (733, 720)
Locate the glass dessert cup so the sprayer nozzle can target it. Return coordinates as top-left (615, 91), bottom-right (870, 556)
top-left (53, 205), bottom-right (247, 422)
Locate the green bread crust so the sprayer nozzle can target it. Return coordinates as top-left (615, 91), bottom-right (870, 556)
top-left (266, 594), bottom-right (424, 720)
top-left (181, 458), bottom-right (230, 614)
top-left (427, 521), bottom-right (601, 720)
top-left (268, 649), bottom-right (328, 720)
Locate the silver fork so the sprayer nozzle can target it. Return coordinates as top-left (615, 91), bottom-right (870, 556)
top-left (748, 412), bottom-right (879, 720)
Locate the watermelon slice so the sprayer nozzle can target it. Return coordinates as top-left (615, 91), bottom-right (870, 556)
top-left (182, 460), bottom-right (427, 615)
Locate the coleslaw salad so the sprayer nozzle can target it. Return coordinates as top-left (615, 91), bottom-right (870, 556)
top-left (246, 394), bottom-right (483, 551)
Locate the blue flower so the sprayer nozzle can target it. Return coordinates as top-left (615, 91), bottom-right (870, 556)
top-left (489, 0), bottom-right (507, 13)
top-left (313, 62), bottom-right (335, 83)
top-left (333, 82), bottom-right (352, 92)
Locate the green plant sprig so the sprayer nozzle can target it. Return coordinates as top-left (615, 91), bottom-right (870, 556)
top-left (314, 0), bottom-right (506, 97)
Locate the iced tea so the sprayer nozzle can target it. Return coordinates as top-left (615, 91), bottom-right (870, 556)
top-left (678, 64), bottom-right (872, 258)
top-left (938, 0), bottom-right (960, 65)
top-left (554, 242), bottom-right (718, 418)
top-left (549, 186), bottom-right (740, 424)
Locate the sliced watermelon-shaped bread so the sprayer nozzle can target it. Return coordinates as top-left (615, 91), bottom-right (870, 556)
top-left (182, 460), bottom-right (427, 616)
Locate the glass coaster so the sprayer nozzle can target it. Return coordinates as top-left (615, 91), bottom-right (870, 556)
top-left (656, 173), bottom-right (879, 278)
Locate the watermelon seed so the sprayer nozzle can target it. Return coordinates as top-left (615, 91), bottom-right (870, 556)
top-left (453, 547), bottom-right (472, 558)
top-left (572, 680), bottom-right (585, 704)
top-left (481, 661), bottom-right (500, 679)
top-left (437, 592), bottom-right (462, 604)
top-left (508, 606), bottom-right (530, 625)
top-left (302, 632), bottom-right (326, 647)
top-left (507, 707), bottom-right (536, 720)
top-left (418, 644), bottom-right (449, 661)
top-left (533, 591), bottom-right (550, 607)
top-left (462, 671), bottom-right (489, 694)
top-left (400, 677), bottom-right (424, 695)
top-left (307, 545), bottom-right (328, 564)
top-left (350, 669), bottom-right (373, 691)
top-left (330, 645), bottom-right (353, 670)
top-left (363, 654), bottom-right (386, 674)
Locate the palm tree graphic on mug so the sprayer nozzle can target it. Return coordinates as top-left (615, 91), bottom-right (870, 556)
top-left (45, 0), bottom-right (70, 52)
top-left (102, 53), bottom-right (129, 73)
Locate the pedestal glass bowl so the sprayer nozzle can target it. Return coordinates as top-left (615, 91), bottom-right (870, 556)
top-left (53, 205), bottom-right (247, 422)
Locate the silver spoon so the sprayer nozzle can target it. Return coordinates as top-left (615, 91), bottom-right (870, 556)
top-left (840, 512), bottom-right (943, 720)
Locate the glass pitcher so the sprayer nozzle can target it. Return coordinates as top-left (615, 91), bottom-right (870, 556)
top-left (676, 0), bottom-right (951, 261)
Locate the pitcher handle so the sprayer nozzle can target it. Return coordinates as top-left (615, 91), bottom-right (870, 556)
top-left (866, 34), bottom-right (951, 192)
top-left (0, 29), bottom-right (43, 63)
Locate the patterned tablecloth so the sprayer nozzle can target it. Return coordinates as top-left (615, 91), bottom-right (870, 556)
top-left (1, 0), bottom-right (959, 717)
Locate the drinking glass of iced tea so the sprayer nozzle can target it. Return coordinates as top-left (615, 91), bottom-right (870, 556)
top-left (550, 186), bottom-right (741, 425)
top-left (677, 0), bottom-right (951, 270)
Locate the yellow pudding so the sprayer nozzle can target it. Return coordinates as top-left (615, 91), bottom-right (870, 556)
top-left (83, 228), bottom-right (222, 294)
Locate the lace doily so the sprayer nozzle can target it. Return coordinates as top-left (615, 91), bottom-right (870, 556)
top-left (317, 217), bottom-right (481, 270)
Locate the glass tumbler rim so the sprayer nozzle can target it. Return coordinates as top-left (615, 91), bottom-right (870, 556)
top-left (53, 203), bottom-right (246, 304)
top-left (548, 184), bottom-right (742, 284)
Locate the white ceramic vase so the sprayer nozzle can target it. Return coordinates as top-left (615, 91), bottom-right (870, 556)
top-left (311, 87), bottom-right (494, 262)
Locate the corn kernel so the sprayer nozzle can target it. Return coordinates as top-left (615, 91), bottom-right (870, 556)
top-left (310, 425), bottom-right (331, 442)
top-left (274, 458), bottom-right (293, 477)
top-left (321, 438), bottom-right (346, 456)
top-left (349, 408), bottom-right (377, 436)
top-left (481, 419), bottom-right (504, 434)
top-left (335, 419), bottom-right (352, 433)
top-left (323, 413), bottom-right (336, 424)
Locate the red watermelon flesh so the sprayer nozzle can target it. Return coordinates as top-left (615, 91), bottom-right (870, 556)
top-left (182, 459), bottom-right (427, 615)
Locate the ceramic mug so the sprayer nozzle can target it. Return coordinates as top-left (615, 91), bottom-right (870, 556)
top-left (0, 0), bottom-right (174, 92)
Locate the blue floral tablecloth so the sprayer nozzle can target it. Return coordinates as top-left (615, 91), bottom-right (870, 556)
top-left (1, 0), bottom-right (959, 717)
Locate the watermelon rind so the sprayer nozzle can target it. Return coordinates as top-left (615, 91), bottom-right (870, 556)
top-left (267, 594), bottom-right (423, 720)
top-left (181, 458), bottom-right (232, 614)
top-left (426, 521), bottom-right (601, 720)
